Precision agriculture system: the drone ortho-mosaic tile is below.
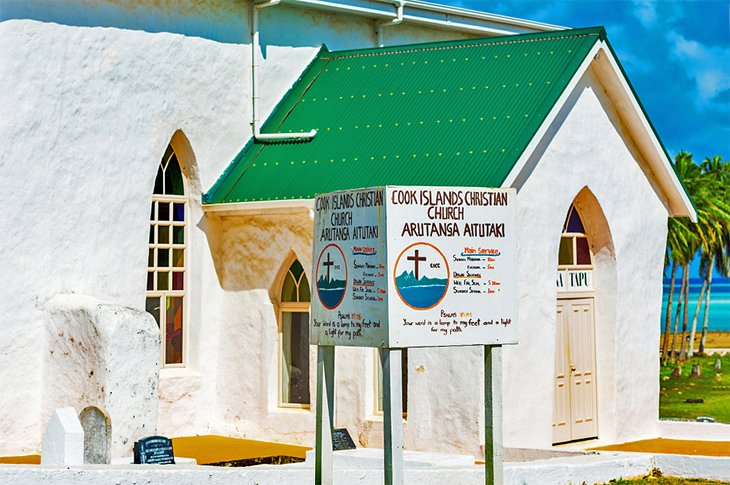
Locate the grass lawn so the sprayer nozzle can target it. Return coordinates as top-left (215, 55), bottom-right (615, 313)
top-left (660, 353), bottom-right (730, 424)
top-left (604, 478), bottom-right (728, 484)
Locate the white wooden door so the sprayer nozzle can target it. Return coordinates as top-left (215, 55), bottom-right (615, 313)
top-left (553, 298), bottom-right (598, 444)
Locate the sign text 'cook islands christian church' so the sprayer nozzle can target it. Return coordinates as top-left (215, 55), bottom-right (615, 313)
top-left (311, 186), bottom-right (517, 348)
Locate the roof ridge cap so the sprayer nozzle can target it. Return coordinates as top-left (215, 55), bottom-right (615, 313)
top-left (321, 28), bottom-right (602, 61)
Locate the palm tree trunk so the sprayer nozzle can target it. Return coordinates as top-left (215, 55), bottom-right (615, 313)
top-left (679, 265), bottom-right (690, 360)
top-left (687, 279), bottom-right (706, 358)
top-left (699, 258), bottom-right (715, 354)
top-left (670, 265), bottom-right (686, 359)
top-left (662, 260), bottom-right (678, 360)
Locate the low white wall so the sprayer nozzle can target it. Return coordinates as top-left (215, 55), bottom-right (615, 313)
top-left (2, 453), bottom-right (729, 485)
top-left (43, 294), bottom-right (160, 458)
top-left (658, 420), bottom-right (730, 441)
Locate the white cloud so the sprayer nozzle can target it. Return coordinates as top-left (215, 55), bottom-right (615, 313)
top-left (667, 32), bottom-right (730, 102)
top-left (672, 35), bottom-right (703, 59)
top-left (632, 0), bottom-right (657, 28)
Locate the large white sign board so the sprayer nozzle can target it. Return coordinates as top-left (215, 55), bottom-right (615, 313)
top-left (311, 186), bottom-right (517, 348)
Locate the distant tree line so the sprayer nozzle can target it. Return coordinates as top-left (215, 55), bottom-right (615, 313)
top-left (662, 153), bottom-right (730, 362)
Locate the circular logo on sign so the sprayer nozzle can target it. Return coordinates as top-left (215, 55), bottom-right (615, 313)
top-left (316, 244), bottom-right (348, 310)
top-left (394, 242), bottom-right (449, 310)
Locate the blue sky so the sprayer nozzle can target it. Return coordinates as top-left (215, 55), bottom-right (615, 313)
top-left (451, 0), bottom-right (730, 162)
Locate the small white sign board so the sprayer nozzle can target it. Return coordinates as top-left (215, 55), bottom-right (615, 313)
top-left (557, 269), bottom-right (592, 292)
top-left (311, 186), bottom-right (517, 348)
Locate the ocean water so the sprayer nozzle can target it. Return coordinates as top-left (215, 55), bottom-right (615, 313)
top-left (317, 286), bottom-right (346, 309)
top-left (397, 284), bottom-right (448, 309)
top-left (661, 278), bottom-right (730, 331)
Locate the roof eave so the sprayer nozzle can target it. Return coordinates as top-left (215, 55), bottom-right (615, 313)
top-left (503, 39), bottom-right (697, 222)
top-left (203, 199), bottom-right (314, 216)
top-left (594, 40), bottom-right (696, 222)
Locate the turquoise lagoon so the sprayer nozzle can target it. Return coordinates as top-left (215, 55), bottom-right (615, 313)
top-left (661, 278), bottom-right (730, 331)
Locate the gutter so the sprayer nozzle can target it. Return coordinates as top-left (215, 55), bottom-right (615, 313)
top-left (280, 0), bottom-right (564, 36)
top-left (251, 0), bottom-right (318, 142)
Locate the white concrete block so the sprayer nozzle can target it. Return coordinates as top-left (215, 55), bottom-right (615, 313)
top-left (304, 447), bottom-right (476, 468)
top-left (43, 294), bottom-right (161, 459)
top-left (658, 419), bottom-right (730, 441)
top-left (41, 407), bottom-right (84, 465)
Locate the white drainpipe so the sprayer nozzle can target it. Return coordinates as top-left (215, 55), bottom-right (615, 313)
top-left (250, 0), bottom-right (318, 142)
top-left (250, 0), bottom-right (542, 141)
top-left (376, 0), bottom-right (405, 47)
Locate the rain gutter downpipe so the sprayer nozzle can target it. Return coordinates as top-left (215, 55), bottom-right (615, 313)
top-left (376, 0), bottom-right (405, 47)
top-left (251, 0), bottom-right (317, 142)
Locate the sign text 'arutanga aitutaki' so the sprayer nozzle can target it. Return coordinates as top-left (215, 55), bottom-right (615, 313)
top-left (311, 186), bottom-right (517, 349)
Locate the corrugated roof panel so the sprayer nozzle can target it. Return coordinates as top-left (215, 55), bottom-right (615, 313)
top-left (205, 28), bottom-right (604, 204)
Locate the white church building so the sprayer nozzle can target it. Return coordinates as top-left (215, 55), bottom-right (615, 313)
top-left (0, 0), bottom-right (694, 459)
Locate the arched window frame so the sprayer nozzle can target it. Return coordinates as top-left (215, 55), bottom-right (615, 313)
top-left (558, 204), bottom-right (593, 270)
top-left (146, 143), bottom-right (188, 368)
top-left (275, 257), bottom-right (311, 408)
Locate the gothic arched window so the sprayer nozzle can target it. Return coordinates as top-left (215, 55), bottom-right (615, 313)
top-left (278, 259), bottom-right (311, 406)
top-left (558, 204), bottom-right (592, 268)
top-left (145, 144), bottom-right (187, 366)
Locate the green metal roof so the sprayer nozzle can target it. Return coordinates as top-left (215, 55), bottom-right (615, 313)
top-left (204, 27), bottom-right (605, 204)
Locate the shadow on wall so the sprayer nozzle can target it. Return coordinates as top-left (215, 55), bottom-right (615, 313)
top-left (1, 0), bottom-right (373, 51)
top-left (1, 0), bottom-right (248, 44)
top-left (203, 213), bottom-right (314, 292)
top-left (2, 1), bottom-right (450, 55)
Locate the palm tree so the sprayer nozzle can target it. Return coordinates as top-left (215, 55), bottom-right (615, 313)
top-left (670, 153), bottom-right (701, 359)
top-left (664, 218), bottom-right (696, 360)
top-left (663, 153), bottom-right (729, 360)
top-left (661, 253), bottom-right (678, 360)
top-left (697, 156), bottom-right (730, 354)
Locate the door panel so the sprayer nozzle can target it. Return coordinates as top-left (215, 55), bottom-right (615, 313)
top-left (553, 298), bottom-right (597, 443)
top-left (552, 302), bottom-right (571, 443)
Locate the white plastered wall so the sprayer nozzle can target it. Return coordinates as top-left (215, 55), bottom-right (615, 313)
top-left (0, 0), bottom-right (476, 454)
top-left (500, 66), bottom-right (668, 449)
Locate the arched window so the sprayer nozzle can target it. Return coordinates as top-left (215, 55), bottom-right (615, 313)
top-left (558, 204), bottom-right (592, 268)
top-left (556, 203), bottom-right (593, 294)
top-left (278, 259), bottom-right (311, 406)
top-left (145, 144), bottom-right (187, 366)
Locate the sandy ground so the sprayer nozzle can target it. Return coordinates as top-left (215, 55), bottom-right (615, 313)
top-left (0, 436), bottom-right (311, 465)
top-left (592, 438), bottom-right (730, 457)
top-left (171, 435), bottom-right (310, 465)
top-left (664, 331), bottom-right (730, 353)
top-left (698, 331), bottom-right (730, 349)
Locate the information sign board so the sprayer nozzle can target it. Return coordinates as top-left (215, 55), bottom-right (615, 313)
top-left (311, 186), bottom-right (517, 348)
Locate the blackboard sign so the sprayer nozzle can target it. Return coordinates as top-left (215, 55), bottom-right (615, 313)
top-left (332, 428), bottom-right (356, 451)
top-left (133, 436), bottom-right (175, 465)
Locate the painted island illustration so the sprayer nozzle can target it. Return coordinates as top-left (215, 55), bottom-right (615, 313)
top-left (395, 244), bottom-right (449, 310)
top-left (316, 245), bottom-right (347, 309)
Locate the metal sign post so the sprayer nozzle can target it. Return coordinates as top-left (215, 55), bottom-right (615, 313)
top-left (484, 345), bottom-right (503, 484)
top-left (311, 186), bottom-right (516, 485)
top-left (315, 345), bottom-right (335, 485)
top-left (383, 348), bottom-right (404, 485)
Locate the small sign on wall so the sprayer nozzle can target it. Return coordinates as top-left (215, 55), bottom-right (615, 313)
top-left (556, 269), bottom-right (593, 292)
top-left (311, 186), bottom-right (517, 348)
